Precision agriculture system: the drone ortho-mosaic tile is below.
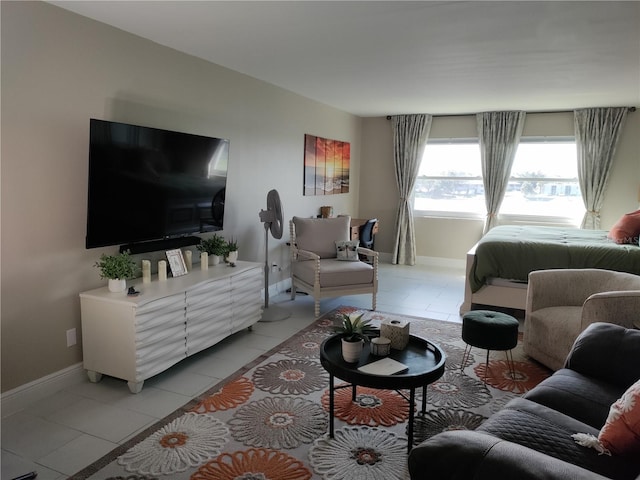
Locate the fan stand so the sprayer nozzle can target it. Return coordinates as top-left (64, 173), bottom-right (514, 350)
top-left (260, 223), bottom-right (291, 322)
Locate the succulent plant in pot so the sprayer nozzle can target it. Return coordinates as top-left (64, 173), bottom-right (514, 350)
top-left (224, 237), bottom-right (239, 264)
top-left (197, 234), bottom-right (226, 264)
top-left (334, 312), bottom-right (377, 362)
top-left (94, 250), bottom-right (139, 292)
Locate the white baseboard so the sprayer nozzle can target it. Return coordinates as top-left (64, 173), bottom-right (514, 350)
top-left (1, 362), bottom-right (85, 417)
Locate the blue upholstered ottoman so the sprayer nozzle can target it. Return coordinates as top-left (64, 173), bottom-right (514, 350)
top-left (461, 310), bottom-right (519, 380)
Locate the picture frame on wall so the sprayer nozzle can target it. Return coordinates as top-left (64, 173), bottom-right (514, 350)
top-left (166, 249), bottom-right (188, 277)
top-left (304, 134), bottom-right (350, 196)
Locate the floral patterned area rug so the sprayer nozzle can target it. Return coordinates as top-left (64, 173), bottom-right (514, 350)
top-left (70, 306), bottom-right (551, 480)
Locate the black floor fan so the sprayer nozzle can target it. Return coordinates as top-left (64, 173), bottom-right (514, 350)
top-left (258, 189), bottom-right (291, 322)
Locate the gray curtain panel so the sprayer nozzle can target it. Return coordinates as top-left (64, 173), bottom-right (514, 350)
top-left (575, 107), bottom-right (629, 230)
top-left (477, 111), bottom-right (526, 234)
top-left (390, 114), bottom-right (432, 265)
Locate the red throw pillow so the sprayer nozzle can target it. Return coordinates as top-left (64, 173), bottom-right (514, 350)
top-left (598, 379), bottom-right (640, 456)
top-left (608, 209), bottom-right (640, 244)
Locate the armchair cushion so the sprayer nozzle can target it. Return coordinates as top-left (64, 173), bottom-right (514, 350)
top-left (292, 258), bottom-right (374, 287)
top-left (292, 216), bottom-right (350, 258)
top-left (335, 240), bottom-right (360, 261)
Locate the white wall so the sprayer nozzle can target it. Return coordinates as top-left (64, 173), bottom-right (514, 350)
top-left (362, 111), bottom-right (639, 260)
top-left (1, 2), bottom-right (362, 391)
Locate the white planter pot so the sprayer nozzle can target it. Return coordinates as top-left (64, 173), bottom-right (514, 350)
top-left (108, 278), bottom-right (126, 293)
top-left (226, 251), bottom-right (238, 263)
top-left (341, 338), bottom-right (364, 363)
top-left (210, 255), bottom-right (221, 266)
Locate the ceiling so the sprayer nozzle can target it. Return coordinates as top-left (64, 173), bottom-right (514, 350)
top-left (50, 1), bottom-right (640, 117)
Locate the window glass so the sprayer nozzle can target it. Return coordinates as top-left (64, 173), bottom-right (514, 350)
top-left (413, 138), bottom-right (582, 222)
top-left (501, 140), bottom-right (582, 221)
top-left (414, 141), bottom-right (484, 217)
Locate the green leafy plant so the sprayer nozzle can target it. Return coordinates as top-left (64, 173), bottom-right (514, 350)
top-left (225, 237), bottom-right (238, 254)
top-left (94, 250), bottom-right (139, 280)
top-left (334, 313), bottom-right (377, 343)
top-left (197, 234), bottom-right (227, 256)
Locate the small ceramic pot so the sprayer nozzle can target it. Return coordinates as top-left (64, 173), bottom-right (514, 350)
top-left (341, 338), bottom-right (364, 363)
top-left (108, 278), bottom-right (126, 293)
top-left (370, 336), bottom-right (391, 356)
top-left (226, 250), bottom-right (238, 263)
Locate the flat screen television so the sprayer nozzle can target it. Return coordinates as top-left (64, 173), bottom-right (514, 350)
top-left (86, 119), bottom-right (229, 251)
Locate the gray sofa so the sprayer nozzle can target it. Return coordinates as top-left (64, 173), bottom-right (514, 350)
top-left (408, 322), bottom-right (640, 480)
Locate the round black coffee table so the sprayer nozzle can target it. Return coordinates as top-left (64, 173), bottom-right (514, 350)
top-left (320, 333), bottom-right (446, 452)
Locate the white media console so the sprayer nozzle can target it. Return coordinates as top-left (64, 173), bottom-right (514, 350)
top-left (79, 261), bottom-right (263, 393)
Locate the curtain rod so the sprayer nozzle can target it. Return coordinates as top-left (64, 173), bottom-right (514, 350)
top-left (385, 106), bottom-right (636, 120)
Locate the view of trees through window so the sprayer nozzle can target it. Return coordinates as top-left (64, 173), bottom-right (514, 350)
top-left (414, 139), bottom-right (582, 221)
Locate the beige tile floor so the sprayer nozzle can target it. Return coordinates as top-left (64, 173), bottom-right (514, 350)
top-left (1, 262), bottom-right (467, 479)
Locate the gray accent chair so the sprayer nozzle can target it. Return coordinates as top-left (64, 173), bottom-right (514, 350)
top-left (290, 216), bottom-right (378, 317)
top-left (524, 268), bottom-right (640, 371)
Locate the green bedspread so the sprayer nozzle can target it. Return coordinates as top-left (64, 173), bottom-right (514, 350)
top-left (470, 225), bottom-right (640, 293)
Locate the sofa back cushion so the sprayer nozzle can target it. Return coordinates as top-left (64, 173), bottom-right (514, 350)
top-left (292, 216), bottom-right (350, 259)
top-left (566, 322), bottom-right (640, 389)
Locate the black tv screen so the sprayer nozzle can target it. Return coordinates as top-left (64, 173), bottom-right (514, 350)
top-left (86, 119), bottom-right (229, 249)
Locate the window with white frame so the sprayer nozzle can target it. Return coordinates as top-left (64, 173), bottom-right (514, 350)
top-left (413, 137), bottom-right (581, 222)
top-left (500, 138), bottom-right (581, 221)
top-left (413, 140), bottom-right (484, 218)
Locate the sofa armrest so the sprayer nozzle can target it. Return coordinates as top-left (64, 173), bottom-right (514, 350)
top-left (565, 322), bottom-right (640, 388)
top-left (408, 431), bottom-right (609, 480)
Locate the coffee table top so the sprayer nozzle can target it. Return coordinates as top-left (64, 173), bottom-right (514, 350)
top-left (320, 334), bottom-right (446, 390)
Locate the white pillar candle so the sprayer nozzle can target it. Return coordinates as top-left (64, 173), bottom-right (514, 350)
top-left (184, 250), bottom-right (192, 271)
top-left (142, 260), bottom-right (151, 283)
top-left (200, 252), bottom-right (208, 270)
top-left (158, 260), bottom-right (167, 281)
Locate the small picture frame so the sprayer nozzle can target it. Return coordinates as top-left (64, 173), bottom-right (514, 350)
top-left (166, 249), bottom-right (188, 277)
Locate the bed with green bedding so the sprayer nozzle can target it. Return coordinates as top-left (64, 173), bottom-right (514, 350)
top-left (461, 225), bottom-right (640, 313)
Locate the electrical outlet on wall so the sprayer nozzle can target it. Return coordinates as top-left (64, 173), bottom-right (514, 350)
top-left (66, 328), bottom-right (77, 347)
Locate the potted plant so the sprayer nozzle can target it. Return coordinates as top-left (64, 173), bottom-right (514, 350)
top-left (197, 234), bottom-right (226, 265)
top-left (334, 312), bottom-right (377, 362)
top-left (224, 237), bottom-right (239, 264)
top-left (94, 250), bottom-right (139, 293)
